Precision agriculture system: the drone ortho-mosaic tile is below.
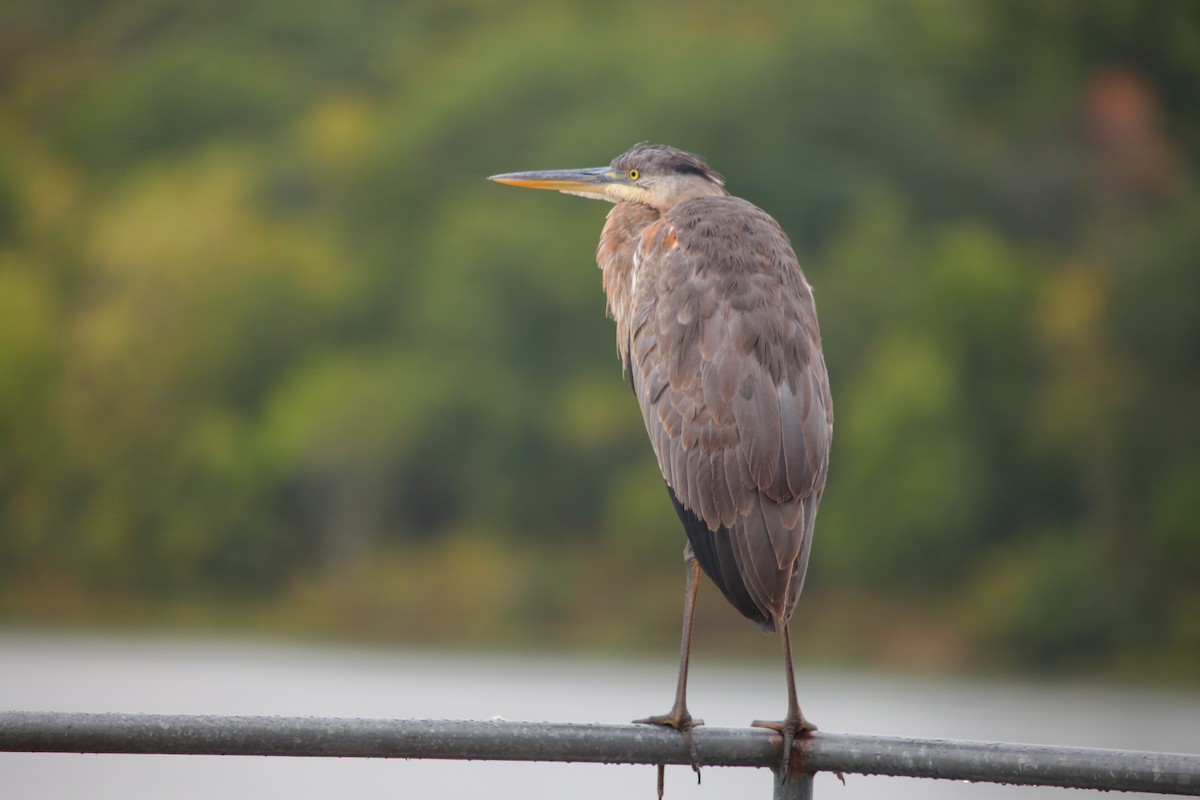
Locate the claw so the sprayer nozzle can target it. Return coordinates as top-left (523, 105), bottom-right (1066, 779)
top-left (752, 715), bottom-right (816, 779)
top-left (634, 711), bottom-right (705, 779)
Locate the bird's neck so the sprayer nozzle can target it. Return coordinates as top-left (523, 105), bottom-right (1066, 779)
top-left (597, 202), bottom-right (660, 366)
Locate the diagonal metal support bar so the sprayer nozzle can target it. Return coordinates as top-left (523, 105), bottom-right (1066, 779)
top-left (1, 712), bottom-right (1198, 796)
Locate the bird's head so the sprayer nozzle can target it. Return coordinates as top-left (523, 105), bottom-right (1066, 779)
top-left (490, 143), bottom-right (727, 211)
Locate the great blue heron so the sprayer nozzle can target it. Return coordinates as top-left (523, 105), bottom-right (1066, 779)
top-left (490, 144), bottom-right (833, 781)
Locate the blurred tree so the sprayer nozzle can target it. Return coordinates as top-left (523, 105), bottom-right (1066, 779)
top-left (0, 0), bottom-right (1196, 676)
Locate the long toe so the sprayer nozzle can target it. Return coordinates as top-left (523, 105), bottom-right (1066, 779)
top-left (634, 712), bottom-right (705, 780)
top-left (752, 716), bottom-right (816, 779)
top-left (633, 711), bottom-right (704, 730)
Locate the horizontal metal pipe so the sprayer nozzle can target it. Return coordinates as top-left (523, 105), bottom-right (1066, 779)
top-left (1, 713), bottom-right (763, 764)
top-left (1, 712), bottom-right (1197, 795)
top-left (799, 732), bottom-right (1200, 795)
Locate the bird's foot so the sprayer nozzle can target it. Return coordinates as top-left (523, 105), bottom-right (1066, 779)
top-left (751, 714), bottom-right (816, 780)
top-left (634, 709), bottom-right (705, 789)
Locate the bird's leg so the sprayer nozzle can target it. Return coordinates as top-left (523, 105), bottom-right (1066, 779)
top-left (752, 621), bottom-right (816, 780)
top-left (635, 549), bottom-right (704, 785)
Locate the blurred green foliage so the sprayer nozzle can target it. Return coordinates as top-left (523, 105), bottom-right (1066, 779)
top-left (0, 0), bottom-right (1197, 679)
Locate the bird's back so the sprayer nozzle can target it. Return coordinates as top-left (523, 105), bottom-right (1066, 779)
top-left (602, 195), bottom-right (833, 631)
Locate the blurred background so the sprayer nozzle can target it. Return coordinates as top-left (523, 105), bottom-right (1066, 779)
top-left (1, 0), bottom-right (1198, 688)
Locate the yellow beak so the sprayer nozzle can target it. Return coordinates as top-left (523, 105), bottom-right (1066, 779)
top-left (488, 166), bottom-right (627, 198)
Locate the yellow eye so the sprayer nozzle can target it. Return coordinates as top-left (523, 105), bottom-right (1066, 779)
top-left (628, 168), bottom-right (641, 181)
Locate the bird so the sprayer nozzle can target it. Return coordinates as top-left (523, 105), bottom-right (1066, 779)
top-left (489, 144), bottom-right (833, 782)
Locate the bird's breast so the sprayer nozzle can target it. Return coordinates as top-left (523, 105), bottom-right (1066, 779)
top-left (598, 203), bottom-right (662, 365)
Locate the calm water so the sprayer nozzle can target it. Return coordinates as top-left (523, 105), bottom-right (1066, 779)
top-left (1, 631), bottom-right (1198, 799)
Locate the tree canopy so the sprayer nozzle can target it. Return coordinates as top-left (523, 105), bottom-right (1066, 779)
top-left (1, 0), bottom-right (1197, 679)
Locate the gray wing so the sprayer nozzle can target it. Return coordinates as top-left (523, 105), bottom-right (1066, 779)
top-left (626, 196), bottom-right (833, 628)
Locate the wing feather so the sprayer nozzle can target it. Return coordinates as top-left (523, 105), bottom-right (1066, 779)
top-left (619, 196), bottom-right (833, 628)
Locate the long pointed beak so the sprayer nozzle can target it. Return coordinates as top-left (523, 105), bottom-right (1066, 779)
top-left (488, 166), bottom-right (623, 197)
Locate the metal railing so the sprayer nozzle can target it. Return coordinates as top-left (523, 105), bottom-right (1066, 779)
top-left (2, 711), bottom-right (1198, 799)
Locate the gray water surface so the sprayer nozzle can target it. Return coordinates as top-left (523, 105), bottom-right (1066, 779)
top-left (1, 631), bottom-right (1197, 799)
